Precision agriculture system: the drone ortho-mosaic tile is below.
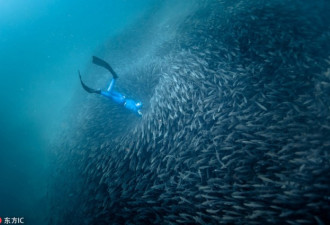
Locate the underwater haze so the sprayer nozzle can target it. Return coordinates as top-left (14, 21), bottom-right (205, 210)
top-left (0, 0), bottom-right (154, 224)
top-left (1, 0), bottom-right (330, 225)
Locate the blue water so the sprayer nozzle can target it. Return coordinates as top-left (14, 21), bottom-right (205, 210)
top-left (2, 0), bottom-right (329, 224)
top-left (0, 0), bottom-right (154, 223)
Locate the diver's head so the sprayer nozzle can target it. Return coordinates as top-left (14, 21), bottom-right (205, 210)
top-left (136, 101), bottom-right (142, 109)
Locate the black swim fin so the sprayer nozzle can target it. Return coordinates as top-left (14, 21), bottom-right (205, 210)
top-left (92, 56), bottom-right (118, 79)
top-left (78, 71), bottom-right (101, 94)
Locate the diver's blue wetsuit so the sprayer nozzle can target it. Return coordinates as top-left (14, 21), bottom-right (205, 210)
top-left (79, 56), bottom-right (142, 116)
top-left (101, 78), bottom-right (142, 116)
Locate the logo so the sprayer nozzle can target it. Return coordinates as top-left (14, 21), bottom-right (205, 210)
top-left (0, 217), bottom-right (24, 224)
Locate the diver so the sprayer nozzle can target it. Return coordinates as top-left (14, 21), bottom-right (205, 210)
top-left (79, 56), bottom-right (142, 116)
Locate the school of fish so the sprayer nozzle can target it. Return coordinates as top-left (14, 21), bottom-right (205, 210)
top-left (48, 0), bottom-right (330, 224)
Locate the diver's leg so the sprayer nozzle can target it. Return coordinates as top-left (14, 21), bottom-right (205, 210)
top-left (107, 78), bottom-right (116, 92)
top-left (110, 91), bottom-right (126, 104)
top-left (111, 91), bottom-right (125, 98)
top-left (78, 71), bottom-right (101, 94)
top-left (92, 56), bottom-right (118, 79)
top-left (101, 91), bottom-right (110, 97)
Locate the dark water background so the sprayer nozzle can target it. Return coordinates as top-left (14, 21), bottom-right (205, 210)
top-left (0, 0), bottom-right (154, 224)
